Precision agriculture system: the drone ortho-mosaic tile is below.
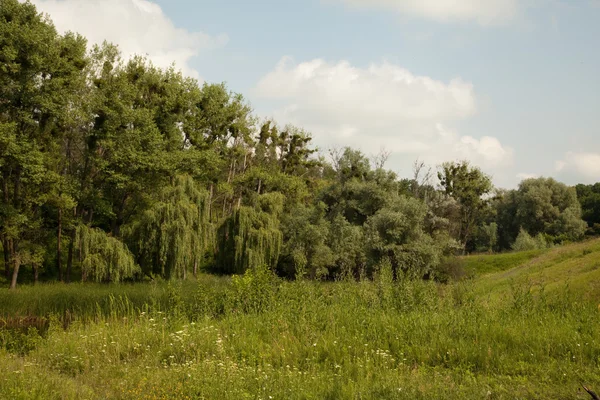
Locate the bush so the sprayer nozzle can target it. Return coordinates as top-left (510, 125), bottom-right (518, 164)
top-left (434, 257), bottom-right (468, 283)
top-left (228, 265), bottom-right (280, 314)
top-left (512, 228), bottom-right (547, 251)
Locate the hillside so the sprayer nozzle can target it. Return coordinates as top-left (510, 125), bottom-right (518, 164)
top-left (464, 238), bottom-right (600, 303)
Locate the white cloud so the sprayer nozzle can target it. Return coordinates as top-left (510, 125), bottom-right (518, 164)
top-left (336, 0), bottom-right (520, 25)
top-left (516, 172), bottom-right (539, 180)
top-left (254, 57), bottom-right (513, 174)
top-left (435, 124), bottom-right (513, 167)
top-left (256, 57), bottom-right (476, 121)
top-left (556, 152), bottom-right (600, 183)
top-left (30, 0), bottom-right (228, 80)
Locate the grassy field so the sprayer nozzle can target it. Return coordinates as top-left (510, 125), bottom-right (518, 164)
top-left (1, 240), bottom-right (600, 399)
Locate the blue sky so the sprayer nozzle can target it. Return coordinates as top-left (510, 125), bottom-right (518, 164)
top-left (30, 0), bottom-right (600, 188)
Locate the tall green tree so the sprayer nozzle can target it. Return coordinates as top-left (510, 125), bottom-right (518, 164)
top-left (0, 0), bottom-right (87, 288)
top-left (123, 175), bottom-right (213, 279)
top-left (364, 195), bottom-right (443, 279)
top-left (216, 192), bottom-right (284, 274)
top-left (437, 161), bottom-right (493, 254)
top-left (514, 177), bottom-right (586, 242)
top-left (575, 183), bottom-right (600, 234)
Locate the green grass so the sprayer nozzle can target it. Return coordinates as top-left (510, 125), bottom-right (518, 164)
top-left (0, 276), bottom-right (230, 320)
top-left (459, 249), bottom-right (547, 276)
top-left (1, 242), bottom-right (600, 399)
top-left (472, 238), bottom-right (600, 303)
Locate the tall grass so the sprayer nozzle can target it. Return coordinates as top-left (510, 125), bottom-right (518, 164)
top-left (0, 276), bottom-right (229, 321)
top-left (1, 268), bottom-right (599, 399)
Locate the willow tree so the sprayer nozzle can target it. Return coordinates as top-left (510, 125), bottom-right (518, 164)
top-left (216, 192), bottom-right (284, 274)
top-left (76, 225), bottom-right (139, 282)
top-left (123, 175), bottom-right (213, 279)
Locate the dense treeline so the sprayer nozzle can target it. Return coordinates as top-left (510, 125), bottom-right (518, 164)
top-left (0, 0), bottom-right (596, 288)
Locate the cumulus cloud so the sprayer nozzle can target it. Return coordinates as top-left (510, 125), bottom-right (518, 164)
top-left (434, 124), bottom-right (513, 167)
top-left (336, 0), bottom-right (520, 25)
top-left (555, 152), bottom-right (600, 183)
top-left (254, 57), bottom-right (513, 172)
top-left (30, 0), bottom-right (228, 80)
top-left (256, 57), bottom-right (476, 121)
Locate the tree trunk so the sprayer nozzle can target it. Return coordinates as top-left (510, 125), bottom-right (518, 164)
top-left (208, 183), bottom-right (213, 221)
top-left (227, 159), bottom-right (235, 184)
top-left (33, 263), bottom-right (39, 284)
top-left (2, 172), bottom-right (9, 279)
top-left (9, 240), bottom-right (19, 290)
top-left (57, 207), bottom-right (63, 281)
top-left (193, 260), bottom-right (198, 278)
top-left (9, 260), bottom-right (20, 289)
top-left (257, 179), bottom-right (262, 195)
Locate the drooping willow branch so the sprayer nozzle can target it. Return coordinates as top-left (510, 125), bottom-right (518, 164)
top-left (76, 225), bottom-right (139, 283)
top-left (122, 175), bottom-right (214, 279)
top-left (216, 192), bottom-right (284, 274)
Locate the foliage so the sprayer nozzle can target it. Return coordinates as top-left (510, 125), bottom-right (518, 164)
top-left (437, 161), bottom-right (493, 253)
top-left (511, 228), bottom-right (548, 252)
top-left (514, 178), bottom-right (587, 243)
top-left (364, 195), bottom-right (443, 279)
top-left (76, 225), bottom-right (139, 282)
top-left (216, 193), bottom-right (284, 274)
top-left (122, 175), bottom-right (213, 279)
top-left (0, 0), bottom-right (597, 289)
top-left (576, 183), bottom-right (600, 234)
top-left (278, 202), bottom-right (334, 279)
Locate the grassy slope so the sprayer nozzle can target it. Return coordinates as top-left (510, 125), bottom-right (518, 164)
top-left (1, 242), bottom-right (600, 398)
top-left (464, 238), bottom-right (600, 303)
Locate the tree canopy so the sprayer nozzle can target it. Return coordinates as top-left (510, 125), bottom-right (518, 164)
top-left (0, 0), bottom-right (596, 288)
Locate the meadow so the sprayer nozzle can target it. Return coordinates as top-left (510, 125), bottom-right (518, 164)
top-left (1, 239), bottom-right (600, 399)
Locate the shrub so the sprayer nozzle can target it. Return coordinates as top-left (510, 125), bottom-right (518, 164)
top-left (434, 257), bottom-right (468, 283)
top-left (512, 228), bottom-right (547, 251)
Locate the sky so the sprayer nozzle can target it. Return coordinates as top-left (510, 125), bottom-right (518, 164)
top-left (26, 0), bottom-right (600, 188)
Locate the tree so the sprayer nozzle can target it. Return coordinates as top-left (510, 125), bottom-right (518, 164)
top-left (278, 202), bottom-right (333, 280)
top-left (480, 222), bottom-right (498, 253)
top-left (216, 193), bottom-right (284, 274)
top-left (364, 195), bottom-right (443, 279)
top-left (76, 224), bottom-right (139, 282)
top-left (511, 228), bottom-right (547, 251)
top-left (123, 175), bottom-right (213, 279)
top-left (437, 161), bottom-right (493, 254)
top-left (492, 189), bottom-right (521, 250)
top-left (1, 0), bottom-right (591, 288)
top-left (514, 177), bottom-right (586, 242)
top-left (576, 183), bottom-right (600, 235)
top-left (0, 0), bottom-right (88, 288)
